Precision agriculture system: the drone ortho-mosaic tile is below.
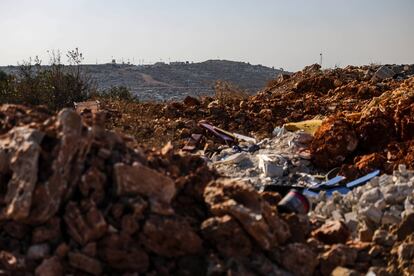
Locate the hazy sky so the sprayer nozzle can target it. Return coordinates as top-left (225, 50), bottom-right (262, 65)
top-left (1, 0), bottom-right (413, 71)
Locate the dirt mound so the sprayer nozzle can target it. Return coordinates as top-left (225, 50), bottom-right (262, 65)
top-left (102, 64), bottom-right (407, 150)
top-left (311, 77), bottom-right (414, 177)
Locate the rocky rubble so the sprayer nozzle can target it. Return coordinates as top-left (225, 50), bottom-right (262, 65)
top-left (311, 77), bottom-right (414, 178)
top-left (103, 63), bottom-right (414, 178)
top-left (212, 130), bottom-right (315, 189)
top-left (0, 105), bottom-right (217, 274)
top-left (2, 104), bottom-right (414, 275)
top-left (311, 165), bottom-right (414, 275)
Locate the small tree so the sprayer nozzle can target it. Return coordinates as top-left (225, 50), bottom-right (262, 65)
top-left (9, 48), bottom-right (95, 109)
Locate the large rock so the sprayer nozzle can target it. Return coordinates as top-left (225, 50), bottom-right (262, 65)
top-left (201, 215), bottom-right (252, 257)
top-left (98, 234), bottom-right (149, 272)
top-left (280, 243), bottom-right (318, 276)
top-left (68, 252), bottom-right (103, 275)
top-left (372, 65), bottom-right (395, 81)
top-left (35, 256), bottom-right (63, 276)
top-left (319, 244), bottom-right (357, 276)
top-left (113, 162), bottom-right (175, 215)
top-left (30, 109), bottom-right (88, 223)
top-left (140, 215), bottom-right (203, 257)
top-left (396, 213), bottom-right (414, 241)
top-left (0, 127), bottom-right (44, 221)
top-left (64, 201), bottom-right (107, 245)
top-left (312, 220), bottom-right (350, 244)
top-left (204, 179), bottom-right (290, 250)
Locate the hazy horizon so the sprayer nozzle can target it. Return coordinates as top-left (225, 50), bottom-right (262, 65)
top-left (1, 0), bottom-right (413, 71)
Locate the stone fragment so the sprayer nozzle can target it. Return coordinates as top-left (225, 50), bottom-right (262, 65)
top-left (396, 212), bottom-right (414, 241)
top-left (99, 234), bottom-right (149, 272)
top-left (358, 224), bottom-right (374, 242)
top-left (282, 213), bottom-right (311, 243)
top-left (381, 211), bottom-right (401, 225)
top-left (35, 256), bottom-right (63, 276)
top-left (360, 187), bottom-right (382, 203)
top-left (319, 244), bottom-right (357, 276)
top-left (79, 167), bottom-right (107, 204)
top-left (201, 215), bottom-right (252, 257)
top-left (280, 243), bottom-right (318, 276)
top-left (30, 109), bottom-right (87, 224)
top-left (372, 65), bottom-right (395, 81)
top-left (204, 179), bottom-right (290, 250)
top-left (82, 242), bottom-right (97, 257)
top-left (55, 243), bottom-right (70, 258)
top-left (68, 252), bottom-right (102, 275)
top-left (1, 127), bottom-right (44, 221)
top-left (31, 217), bottom-right (61, 243)
top-left (397, 242), bottom-right (414, 261)
top-left (331, 266), bottom-right (362, 276)
top-left (372, 229), bottom-right (395, 247)
top-left (64, 201), bottom-right (107, 245)
top-left (26, 243), bottom-right (50, 260)
top-left (140, 215), bottom-right (202, 257)
top-left (113, 162), bottom-right (175, 215)
top-left (312, 220), bottom-right (350, 244)
top-left (249, 252), bottom-right (290, 275)
top-left (344, 212), bottom-right (358, 233)
top-left (359, 205), bottom-right (382, 224)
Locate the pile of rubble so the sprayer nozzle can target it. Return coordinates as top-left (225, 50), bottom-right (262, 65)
top-left (311, 77), bottom-right (414, 177)
top-left (311, 165), bottom-right (414, 275)
top-left (2, 104), bottom-right (413, 275)
top-left (0, 104), bottom-right (217, 275)
top-left (212, 130), bottom-right (316, 189)
top-left (103, 64), bottom-right (414, 174)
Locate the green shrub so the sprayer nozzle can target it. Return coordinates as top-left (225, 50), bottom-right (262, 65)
top-left (0, 49), bottom-right (95, 110)
top-left (101, 86), bottom-right (136, 101)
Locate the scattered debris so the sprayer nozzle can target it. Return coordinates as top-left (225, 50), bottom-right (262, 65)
top-left (2, 62), bottom-right (414, 274)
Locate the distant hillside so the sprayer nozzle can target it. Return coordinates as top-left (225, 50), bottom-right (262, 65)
top-left (0, 60), bottom-right (285, 101)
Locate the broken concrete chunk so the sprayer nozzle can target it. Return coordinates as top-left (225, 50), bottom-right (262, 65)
top-left (258, 155), bottom-right (284, 177)
top-left (359, 205), bottom-right (382, 224)
top-left (360, 187), bottom-right (382, 204)
top-left (372, 65), bottom-right (395, 81)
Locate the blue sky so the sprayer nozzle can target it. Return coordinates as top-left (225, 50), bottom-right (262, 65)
top-left (0, 0), bottom-right (413, 70)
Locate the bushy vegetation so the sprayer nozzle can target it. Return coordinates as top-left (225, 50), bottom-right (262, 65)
top-left (99, 86), bottom-right (136, 101)
top-left (0, 49), bottom-right (95, 110)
